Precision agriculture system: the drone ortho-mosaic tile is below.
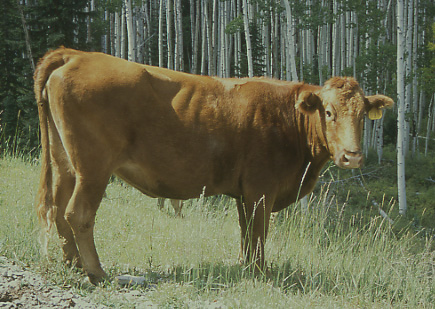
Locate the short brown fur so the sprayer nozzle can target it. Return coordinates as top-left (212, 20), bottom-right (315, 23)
top-left (34, 48), bottom-right (393, 283)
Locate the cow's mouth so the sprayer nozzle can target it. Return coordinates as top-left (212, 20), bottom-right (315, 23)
top-left (335, 150), bottom-right (363, 169)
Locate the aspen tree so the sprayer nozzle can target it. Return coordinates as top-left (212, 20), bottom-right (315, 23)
top-left (114, 11), bottom-right (121, 58)
top-left (411, 0), bottom-right (419, 155)
top-left (136, 6), bottom-right (144, 64)
top-left (205, 0), bottom-right (214, 75)
top-left (397, 0), bottom-right (407, 215)
top-left (271, 7), bottom-right (279, 79)
top-left (174, 0), bottom-right (183, 71)
top-left (242, 0), bottom-right (254, 77)
top-left (225, 0), bottom-right (232, 77)
top-left (166, 0), bottom-right (173, 69)
top-left (200, 0), bottom-right (207, 75)
top-left (102, 10), bottom-right (108, 53)
top-left (283, 0), bottom-right (298, 81)
top-left (190, 0), bottom-right (200, 74)
top-left (143, 1), bottom-right (152, 65)
top-left (16, 0), bottom-right (34, 71)
top-left (211, 0), bottom-right (218, 75)
top-left (124, 0), bottom-right (135, 62)
top-left (404, 0), bottom-right (414, 154)
top-left (109, 13), bottom-right (115, 55)
top-left (158, 0), bottom-right (164, 67)
top-left (425, 95), bottom-right (434, 156)
top-left (234, 0), bottom-right (242, 77)
top-left (121, 6), bottom-right (126, 59)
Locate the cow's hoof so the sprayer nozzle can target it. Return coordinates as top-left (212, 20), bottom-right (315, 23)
top-left (87, 271), bottom-right (108, 285)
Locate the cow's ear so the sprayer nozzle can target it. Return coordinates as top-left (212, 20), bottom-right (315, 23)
top-left (365, 95), bottom-right (394, 120)
top-left (296, 91), bottom-right (322, 114)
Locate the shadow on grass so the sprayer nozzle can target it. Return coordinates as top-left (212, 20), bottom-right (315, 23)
top-left (103, 261), bottom-right (311, 294)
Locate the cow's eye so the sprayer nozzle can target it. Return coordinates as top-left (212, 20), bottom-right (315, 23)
top-left (326, 110), bottom-right (335, 121)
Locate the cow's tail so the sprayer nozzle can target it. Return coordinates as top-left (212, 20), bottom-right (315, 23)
top-left (33, 48), bottom-right (71, 254)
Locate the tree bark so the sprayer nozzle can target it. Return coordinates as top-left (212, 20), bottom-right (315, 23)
top-left (166, 0), bottom-right (173, 70)
top-left (16, 0), bottom-right (35, 72)
top-left (125, 0), bottom-right (136, 62)
top-left (397, 0), bottom-right (407, 215)
top-left (242, 0), bottom-right (254, 77)
top-left (283, 0), bottom-right (298, 81)
top-left (174, 0), bottom-right (183, 71)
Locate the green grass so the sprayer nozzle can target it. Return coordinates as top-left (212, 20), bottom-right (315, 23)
top-left (1, 155), bottom-right (435, 307)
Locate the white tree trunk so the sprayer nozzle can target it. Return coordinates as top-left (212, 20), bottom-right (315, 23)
top-left (376, 116), bottom-right (385, 164)
top-left (121, 6), bottom-right (126, 59)
top-left (125, 0), bottom-right (135, 62)
top-left (332, 0), bottom-right (339, 76)
top-left (166, 0), bottom-right (173, 70)
top-left (211, 0), bottom-right (218, 75)
top-left (411, 0), bottom-right (419, 155)
top-left (174, 0), bottom-right (183, 71)
top-left (158, 0), bottom-right (165, 67)
top-left (190, 0), bottom-right (200, 74)
top-left (404, 0), bottom-right (413, 155)
top-left (200, 0), bottom-right (207, 75)
top-left (283, 0), bottom-right (298, 81)
top-left (16, 0), bottom-right (35, 71)
top-left (425, 95), bottom-right (434, 156)
top-left (114, 11), bottom-right (121, 58)
top-left (135, 6), bottom-right (144, 64)
top-left (397, 0), bottom-right (407, 215)
top-left (205, 0), bottom-right (214, 75)
top-left (242, 0), bottom-right (253, 77)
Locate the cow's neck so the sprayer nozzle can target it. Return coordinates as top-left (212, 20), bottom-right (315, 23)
top-left (297, 109), bottom-right (330, 191)
top-left (297, 109), bottom-right (330, 164)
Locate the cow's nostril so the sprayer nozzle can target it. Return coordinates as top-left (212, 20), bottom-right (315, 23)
top-left (340, 151), bottom-right (363, 168)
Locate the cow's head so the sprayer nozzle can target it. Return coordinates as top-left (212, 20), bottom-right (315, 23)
top-left (296, 77), bottom-right (394, 169)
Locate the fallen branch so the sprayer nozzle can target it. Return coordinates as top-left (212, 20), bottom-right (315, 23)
top-left (371, 199), bottom-right (394, 225)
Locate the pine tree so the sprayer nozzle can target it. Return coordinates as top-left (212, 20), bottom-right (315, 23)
top-left (0, 0), bottom-right (37, 152)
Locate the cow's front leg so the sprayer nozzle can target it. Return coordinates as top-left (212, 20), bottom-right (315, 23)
top-left (64, 178), bottom-right (108, 284)
top-left (236, 196), bottom-right (273, 273)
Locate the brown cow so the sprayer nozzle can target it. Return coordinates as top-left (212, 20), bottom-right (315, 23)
top-left (34, 48), bottom-right (393, 284)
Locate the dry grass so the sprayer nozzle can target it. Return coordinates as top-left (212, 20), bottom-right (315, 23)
top-left (1, 156), bottom-right (434, 308)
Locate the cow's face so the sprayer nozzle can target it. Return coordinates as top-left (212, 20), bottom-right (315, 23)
top-left (296, 77), bottom-right (394, 169)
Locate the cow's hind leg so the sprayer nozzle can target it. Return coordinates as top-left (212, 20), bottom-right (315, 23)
top-left (52, 169), bottom-right (79, 267)
top-left (170, 199), bottom-right (183, 217)
top-left (64, 175), bottom-right (110, 284)
top-left (48, 124), bottom-right (81, 268)
top-left (157, 198), bottom-right (165, 210)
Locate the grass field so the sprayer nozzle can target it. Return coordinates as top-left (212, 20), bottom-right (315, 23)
top-left (1, 156), bottom-right (434, 308)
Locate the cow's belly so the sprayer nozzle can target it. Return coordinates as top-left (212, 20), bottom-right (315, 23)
top-left (114, 160), bottom-right (232, 200)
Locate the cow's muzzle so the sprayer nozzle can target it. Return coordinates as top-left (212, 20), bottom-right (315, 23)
top-left (337, 150), bottom-right (363, 169)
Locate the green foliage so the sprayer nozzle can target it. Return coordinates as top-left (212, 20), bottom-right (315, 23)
top-left (419, 23), bottom-right (435, 94)
top-left (0, 0), bottom-right (106, 155)
top-left (29, 0), bottom-right (94, 50)
top-left (315, 145), bottom-right (435, 234)
top-left (0, 0), bottom-right (38, 154)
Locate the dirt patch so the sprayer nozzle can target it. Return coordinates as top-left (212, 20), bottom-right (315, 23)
top-left (0, 256), bottom-right (104, 308)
